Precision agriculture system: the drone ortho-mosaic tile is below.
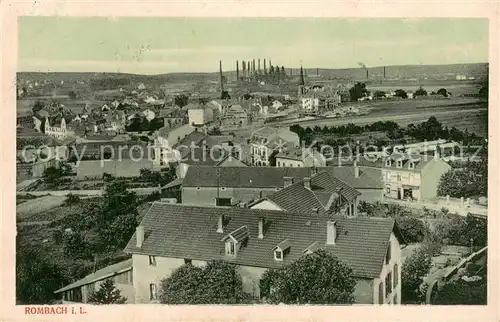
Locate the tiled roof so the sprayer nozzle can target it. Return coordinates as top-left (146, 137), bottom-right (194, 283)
top-left (327, 166), bottom-right (384, 189)
top-left (54, 259), bottom-right (132, 293)
top-left (263, 171), bottom-right (360, 214)
top-left (123, 203), bottom-right (404, 279)
top-left (182, 166), bottom-right (313, 188)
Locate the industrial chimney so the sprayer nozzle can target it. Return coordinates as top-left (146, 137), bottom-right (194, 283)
top-left (219, 60), bottom-right (224, 93)
top-left (264, 59), bottom-right (267, 73)
top-left (236, 60), bottom-right (239, 81)
top-left (383, 66), bottom-right (386, 79)
top-left (258, 58), bottom-right (261, 72)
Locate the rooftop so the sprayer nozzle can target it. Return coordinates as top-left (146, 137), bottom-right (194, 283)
top-left (54, 259), bottom-right (132, 294)
top-left (124, 203), bottom-right (404, 279)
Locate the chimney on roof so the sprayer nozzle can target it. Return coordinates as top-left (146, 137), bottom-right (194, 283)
top-left (303, 177), bottom-right (311, 190)
top-left (284, 176), bottom-right (293, 188)
top-left (217, 214), bottom-right (224, 233)
top-left (136, 225), bottom-right (144, 248)
top-left (258, 217), bottom-right (264, 239)
top-left (354, 161), bottom-right (360, 178)
top-left (326, 221), bottom-right (337, 245)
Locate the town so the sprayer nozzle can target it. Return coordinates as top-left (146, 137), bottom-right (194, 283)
top-left (16, 20), bottom-right (488, 306)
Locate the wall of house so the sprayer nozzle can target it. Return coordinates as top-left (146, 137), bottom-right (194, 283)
top-left (357, 188), bottom-right (384, 202)
top-left (168, 125), bottom-right (196, 147)
top-left (182, 186), bottom-right (279, 206)
top-left (275, 158), bottom-right (304, 168)
top-left (420, 159), bottom-right (452, 200)
top-left (250, 199), bottom-right (283, 211)
top-left (372, 232), bottom-right (402, 304)
top-left (188, 109), bottom-right (205, 126)
top-left (132, 254), bottom-right (207, 303)
top-left (354, 278), bottom-right (374, 304)
top-left (382, 168), bottom-right (422, 200)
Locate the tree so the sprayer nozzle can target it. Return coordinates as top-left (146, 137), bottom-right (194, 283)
top-left (478, 79), bottom-right (488, 100)
top-left (16, 245), bottom-right (68, 304)
top-left (220, 91), bottom-right (231, 99)
top-left (415, 86), bottom-right (428, 97)
top-left (32, 100), bottom-right (45, 114)
top-left (174, 94), bottom-right (189, 108)
top-left (87, 279), bottom-right (127, 304)
top-left (68, 90), bottom-right (77, 99)
top-left (260, 250), bottom-right (356, 304)
top-left (349, 83), bottom-right (369, 101)
top-left (433, 278), bottom-right (486, 305)
top-left (64, 193), bottom-right (80, 206)
top-left (159, 261), bottom-right (249, 304)
top-left (62, 231), bottom-right (93, 260)
top-left (374, 90), bottom-right (386, 99)
top-left (394, 89), bottom-right (408, 99)
top-left (43, 166), bottom-right (64, 186)
top-left (437, 88), bottom-right (448, 97)
top-left (396, 216), bottom-right (428, 243)
top-left (401, 248), bottom-right (432, 304)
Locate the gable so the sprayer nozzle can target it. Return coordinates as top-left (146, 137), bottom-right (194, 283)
top-left (250, 199), bottom-right (283, 211)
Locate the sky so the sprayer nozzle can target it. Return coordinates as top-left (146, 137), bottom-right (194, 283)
top-left (18, 17), bottom-right (489, 75)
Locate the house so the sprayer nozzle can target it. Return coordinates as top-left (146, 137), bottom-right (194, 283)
top-left (272, 100), bottom-right (284, 111)
top-left (44, 115), bottom-right (73, 140)
top-left (381, 151), bottom-right (451, 201)
top-left (181, 166), bottom-right (346, 207)
top-left (54, 259), bottom-right (134, 304)
top-left (188, 106), bottom-right (214, 126)
top-left (249, 170), bottom-right (361, 217)
top-left (219, 103), bottom-right (248, 128)
top-left (249, 126), bottom-right (300, 166)
top-left (330, 164), bottom-right (384, 201)
top-left (17, 129), bottom-right (71, 163)
top-left (137, 83), bottom-right (146, 90)
top-left (275, 147), bottom-right (326, 168)
top-left (124, 202), bottom-right (405, 304)
top-left (142, 109), bottom-right (156, 122)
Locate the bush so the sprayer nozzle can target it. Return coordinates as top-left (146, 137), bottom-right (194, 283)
top-left (260, 250), bottom-right (356, 304)
top-left (396, 217), bottom-right (428, 243)
top-left (159, 261), bottom-right (249, 304)
top-left (64, 193), bottom-right (80, 206)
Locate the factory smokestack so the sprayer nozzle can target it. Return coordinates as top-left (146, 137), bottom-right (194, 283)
top-left (236, 60), bottom-right (239, 81)
top-left (219, 60), bottom-right (224, 93)
top-left (253, 59), bottom-right (256, 74)
top-left (366, 69), bottom-right (369, 79)
top-left (264, 59), bottom-right (267, 73)
top-left (383, 66), bottom-right (386, 79)
top-left (258, 58), bottom-right (261, 72)
top-left (316, 68), bottom-right (319, 76)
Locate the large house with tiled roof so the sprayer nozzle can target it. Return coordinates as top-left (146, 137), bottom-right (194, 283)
top-left (180, 166), bottom-right (362, 211)
top-left (124, 202), bottom-right (405, 304)
top-left (44, 115), bottom-right (74, 139)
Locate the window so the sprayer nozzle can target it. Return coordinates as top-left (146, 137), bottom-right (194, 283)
top-left (385, 272), bottom-right (393, 296)
top-left (184, 258), bottom-right (192, 265)
top-left (385, 160), bottom-right (391, 167)
top-left (221, 187), bottom-right (226, 191)
top-left (386, 242), bottom-right (391, 264)
top-left (274, 250), bottom-right (283, 261)
top-left (149, 255), bottom-right (157, 266)
top-left (393, 264), bottom-right (398, 287)
top-left (216, 197), bottom-right (232, 206)
top-left (378, 282), bottom-right (384, 304)
top-left (396, 161), bottom-right (402, 168)
top-left (226, 241), bottom-right (236, 256)
top-left (149, 283), bottom-right (157, 300)
top-left (277, 161), bottom-right (281, 167)
top-left (409, 162), bottom-right (415, 169)
top-left (386, 187), bottom-right (391, 195)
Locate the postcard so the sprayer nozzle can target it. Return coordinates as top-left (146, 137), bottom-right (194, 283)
top-left (1, 1), bottom-right (498, 321)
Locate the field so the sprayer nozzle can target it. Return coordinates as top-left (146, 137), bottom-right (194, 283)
top-left (16, 195), bottom-right (66, 221)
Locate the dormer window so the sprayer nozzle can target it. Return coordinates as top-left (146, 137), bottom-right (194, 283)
top-left (396, 160), bottom-right (403, 168)
top-left (385, 160), bottom-right (391, 167)
top-left (221, 226), bottom-right (249, 257)
top-left (408, 162), bottom-right (415, 169)
top-left (273, 239), bottom-right (291, 261)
